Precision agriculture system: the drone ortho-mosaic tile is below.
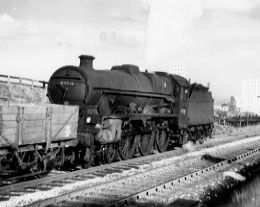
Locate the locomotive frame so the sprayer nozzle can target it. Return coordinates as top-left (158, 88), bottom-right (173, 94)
top-left (48, 55), bottom-right (214, 167)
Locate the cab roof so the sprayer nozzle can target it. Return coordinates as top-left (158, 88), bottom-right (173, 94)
top-left (170, 74), bottom-right (190, 88)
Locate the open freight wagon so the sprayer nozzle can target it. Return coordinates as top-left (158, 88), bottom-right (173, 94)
top-left (0, 104), bottom-right (78, 178)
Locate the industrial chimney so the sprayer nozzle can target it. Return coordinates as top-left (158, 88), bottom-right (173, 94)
top-left (79, 55), bottom-right (95, 70)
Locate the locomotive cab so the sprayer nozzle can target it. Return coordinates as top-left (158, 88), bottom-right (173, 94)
top-left (170, 75), bottom-right (190, 128)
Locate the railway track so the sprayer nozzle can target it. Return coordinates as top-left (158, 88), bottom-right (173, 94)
top-left (0, 127), bottom-right (255, 188)
top-left (1, 135), bottom-right (260, 207)
top-left (0, 127), bottom-right (253, 188)
top-left (0, 146), bottom-right (184, 201)
top-left (0, 134), bottom-right (245, 194)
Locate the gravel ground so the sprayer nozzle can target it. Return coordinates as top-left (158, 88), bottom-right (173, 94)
top-left (126, 149), bottom-right (260, 206)
top-left (1, 167), bottom-right (142, 207)
top-left (169, 152), bottom-right (260, 205)
top-left (212, 124), bottom-right (260, 142)
top-left (2, 125), bottom-right (260, 207)
top-left (3, 136), bottom-right (260, 207)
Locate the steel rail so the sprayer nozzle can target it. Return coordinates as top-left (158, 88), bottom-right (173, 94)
top-left (1, 135), bottom-right (260, 202)
top-left (109, 148), bottom-right (260, 206)
top-left (0, 146), bottom-right (183, 193)
top-left (23, 139), bottom-right (260, 207)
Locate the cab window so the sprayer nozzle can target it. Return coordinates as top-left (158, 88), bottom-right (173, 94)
top-left (174, 85), bottom-right (180, 96)
top-left (180, 87), bottom-right (187, 101)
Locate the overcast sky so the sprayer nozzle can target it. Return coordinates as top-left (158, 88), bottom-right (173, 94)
top-left (0, 0), bottom-right (260, 99)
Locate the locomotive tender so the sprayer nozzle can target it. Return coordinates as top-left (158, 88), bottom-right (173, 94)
top-left (48, 55), bottom-right (214, 166)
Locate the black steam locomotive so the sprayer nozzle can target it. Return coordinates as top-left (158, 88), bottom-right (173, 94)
top-left (47, 55), bottom-right (214, 166)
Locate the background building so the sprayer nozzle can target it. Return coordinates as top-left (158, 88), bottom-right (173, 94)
top-left (234, 96), bottom-right (242, 111)
top-left (241, 78), bottom-right (260, 115)
top-left (228, 96), bottom-right (236, 115)
top-left (170, 63), bottom-right (186, 78)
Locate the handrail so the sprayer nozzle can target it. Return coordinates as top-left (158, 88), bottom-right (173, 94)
top-left (0, 74), bottom-right (48, 88)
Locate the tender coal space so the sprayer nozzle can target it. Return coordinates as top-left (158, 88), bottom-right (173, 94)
top-left (200, 157), bottom-right (260, 207)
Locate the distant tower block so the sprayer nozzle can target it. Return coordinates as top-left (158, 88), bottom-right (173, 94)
top-left (241, 78), bottom-right (260, 115)
top-left (170, 63), bottom-right (186, 78)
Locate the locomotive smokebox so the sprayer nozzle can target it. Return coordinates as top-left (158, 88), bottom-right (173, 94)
top-left (79, 55), bottom-right (95, 70)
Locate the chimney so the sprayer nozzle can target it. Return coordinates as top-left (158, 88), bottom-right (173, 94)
top-left (79, 55), bottom-right (95, 70)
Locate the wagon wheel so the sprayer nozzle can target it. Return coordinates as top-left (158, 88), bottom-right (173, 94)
top-left (155, 129), bottom-right (170, 152)
top-left (118, 135), bottom-right (137, 160)
top-left (31, 154), bottom-right (45, 173)
top-left (202, 129), bottom-right (208, 141)
top-left (80, 147), bottom-right (94, 168)
top-left (103, 144), bottom-right (117, 164)
top-left (195, 130), bottom-right (203, 144)
top-left (198, 131), bottom-right (204, 144)
top-left (16, 150), bottom-right (45, 178)
top-left (180, 131), bottom-right (189, 145)
top-left (139, 131), bottom-right (155, 156)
